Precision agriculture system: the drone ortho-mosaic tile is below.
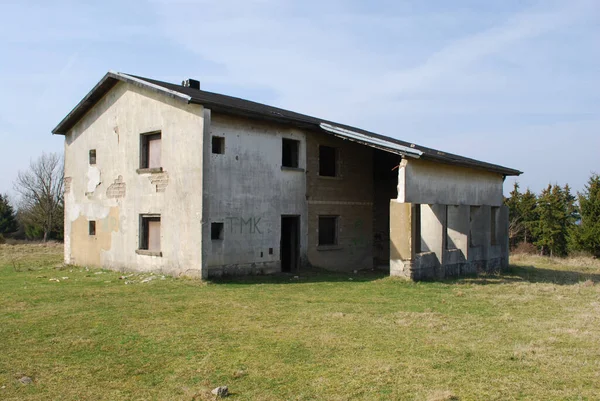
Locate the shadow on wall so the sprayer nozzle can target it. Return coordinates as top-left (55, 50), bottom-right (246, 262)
top-left (207, 266), bottom-right (388, 285)
top-left (451, 264), bottom-right (600, 286)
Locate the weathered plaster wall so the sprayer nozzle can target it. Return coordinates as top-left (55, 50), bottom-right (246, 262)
top-left (306, 132), bottom-right (374, 271)
top-left (64, 81), bottom-right (205, 276)
top-left (206, 113), bottom-right (307, 276)
top-left (398, 158), bottom-right (504, 206)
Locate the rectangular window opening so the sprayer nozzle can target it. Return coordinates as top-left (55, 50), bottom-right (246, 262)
top-left (140, 132), bottom-right (162, 169)
top-left (140, 215), bottom-right (161, 252)
top-left (282, 138), bottom-right (299, 168)
top-left (212, 136), bottom-right (225, 154)
top-left (88, 221), bottom-right (96, 236)
top-left (89, 149), bottom-right (96, 165)
top-left (318, 215), bottom-right (338, 246)
top-left (211, 222), bottom-right (224, 240)
top-left (319, 145), bottom-right (337, 177)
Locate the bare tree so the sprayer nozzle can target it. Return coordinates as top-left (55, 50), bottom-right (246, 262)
top-left (14, 152), bottom-right (64, 242)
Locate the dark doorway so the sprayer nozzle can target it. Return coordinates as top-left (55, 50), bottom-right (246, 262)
top-left (281, 216), bottom-right (300, 272)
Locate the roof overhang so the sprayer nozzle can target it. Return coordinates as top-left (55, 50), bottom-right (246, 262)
top-left (320, 123), bottom-right (423, 158)
top-left (51, 71), bottom-right (191, 135)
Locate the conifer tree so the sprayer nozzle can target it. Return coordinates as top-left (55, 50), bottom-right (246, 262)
top-left (0, 193), bottom-right (18, 235)
top-left (572, 174), bottom-right (600, 256)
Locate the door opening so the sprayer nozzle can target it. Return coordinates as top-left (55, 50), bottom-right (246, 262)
top-left (281, 216), bottom-right (300, 272)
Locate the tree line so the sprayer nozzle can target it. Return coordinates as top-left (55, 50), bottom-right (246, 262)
top-left (505, 174), bottom-right (600, 257)
top-left (0, 153), bottom-right (64, 242)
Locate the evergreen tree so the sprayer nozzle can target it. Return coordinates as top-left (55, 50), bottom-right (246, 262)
top-left (519, 188), bottom-right (538, 245)
top-left (505, 182), bottom-right (523, 248)
top-left (0, 193), bottom-right (18, 234)
top-left (572, 174), bottom-right (600, 256)
top-left (535, 184), bottom-right (576, 256)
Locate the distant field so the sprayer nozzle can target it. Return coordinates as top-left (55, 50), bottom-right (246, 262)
top-left (1, 243), bottom-right (599, 400)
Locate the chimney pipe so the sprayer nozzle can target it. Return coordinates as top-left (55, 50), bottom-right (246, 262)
top-left (182, 79), bottom-right (200, 90)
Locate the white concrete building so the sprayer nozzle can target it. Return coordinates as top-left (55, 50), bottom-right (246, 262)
top-left (53, 72), bottom-right (521, 280)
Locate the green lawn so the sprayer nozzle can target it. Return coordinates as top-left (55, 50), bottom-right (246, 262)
top-left (1, 244), bottom-right (599, 400)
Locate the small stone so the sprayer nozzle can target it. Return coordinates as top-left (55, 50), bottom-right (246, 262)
top-left (141, 276), bottom-right (156, 283)
top-left (61, 277), bottom-right (69, 280)
top-left (19, 376), bottom-right (32, 385)
top-left (119, 276), bottom-right (127, 280)
top-left (211, 386), bottom-right (229, 397)
top-left (353, 270), bottom-right (358, 274)
top-left (49, 278), bottom-right (60, 282)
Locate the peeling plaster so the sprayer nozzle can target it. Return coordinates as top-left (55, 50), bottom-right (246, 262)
top-left (86, 166), bottom-right (101, 193)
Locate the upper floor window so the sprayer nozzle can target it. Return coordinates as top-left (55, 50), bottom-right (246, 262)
top-left (89, 149), bottom-right (96, 165)
top-left (140, 132), bottom-right (162, 170)
top-left (212, 136), bottom-right (225, 154)
top-left (319, 145), bottom-right (337, 177)
top-left (282, 138), bottom-right (299, 168)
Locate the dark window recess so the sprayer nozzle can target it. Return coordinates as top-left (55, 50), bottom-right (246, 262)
top-left (269, 248), bottom-right (273, 255)
top-left (140, 132), bottom-right (162, 169)
top-left (211, 222), bottom-right (224, 240)
top-left (318, 216), bottom-right (338, 246)
top-left (319, 145), bottom-right (337, 176)
top-left (282, 138), bottom-right (299, 168)
top-left (414, 204), bottom-right (421, 253)
top-left (88, 221), bottom-right (96, 236)
top-left (140, 215), bottom-right (161, 251)
top-left (212, 136), bottom-right (225, 154)
top-left (89, 149), bottom-right (97, 165)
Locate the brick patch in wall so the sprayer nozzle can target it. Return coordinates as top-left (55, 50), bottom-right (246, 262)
top-left (149, 172), bottom-right (169, 193)
top-left (106, 175), bottom-right (126, 198)
top-left (64, 177), bottom-right (72, 194)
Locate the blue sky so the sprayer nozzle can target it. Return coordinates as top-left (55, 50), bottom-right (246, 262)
top-left (1, 0), bottom-right (598, 199)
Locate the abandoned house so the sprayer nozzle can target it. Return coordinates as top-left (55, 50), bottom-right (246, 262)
top-left (52, 71), bottom-right (522, 280)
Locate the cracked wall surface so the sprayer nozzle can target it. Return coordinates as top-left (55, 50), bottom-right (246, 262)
top-left (63, 81), bottom-right (205, 276)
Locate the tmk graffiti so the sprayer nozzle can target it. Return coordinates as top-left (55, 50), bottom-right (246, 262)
top-left (225, 217), bottom-right (262, 234)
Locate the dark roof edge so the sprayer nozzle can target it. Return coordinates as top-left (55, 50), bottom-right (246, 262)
top-left (52, 71), bottom-right (522, 177)
top-left (189, 98), bottom-right (522, 176)
top-left (52, 72), bottom-right (192, 135)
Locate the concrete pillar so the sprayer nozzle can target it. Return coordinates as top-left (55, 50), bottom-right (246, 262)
top-left (200, 108), bottom-right (212, 279)
top-left (446, 205), bottom-right (469, 259)
top-left (389, 200), bottom-right (414, 278)
top-left (420, 204), bottom-right (445, 277)
top-left (467, 205), bottom-right (491, 271)
top-left (499, 205), bottom-right (509, 269)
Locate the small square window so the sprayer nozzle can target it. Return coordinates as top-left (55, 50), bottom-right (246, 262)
top-left (212, 136), bottom-right (225, 154)
top-left (140, 215), bottom-right (161, 251)
top-left (88, 221), bottom-right (96, 236)
top-left (319, 145), bottom-right (337, 177)
top-left (318, 216), bottom-right (338, 246)
top-left (140, 132), bottom-right (162, 169)
top-left (89, 149), bottom-right (96, 165)
top-left (282, 138), bottom-right (299, 168)
top-left (211, 222), bottom-right (224, 240)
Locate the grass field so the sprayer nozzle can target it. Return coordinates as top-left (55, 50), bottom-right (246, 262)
top-left (1, 243), bottom-right (600, 400)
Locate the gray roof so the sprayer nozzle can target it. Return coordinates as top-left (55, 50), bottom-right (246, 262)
top-left (52, 71), bottom-right (522, 176)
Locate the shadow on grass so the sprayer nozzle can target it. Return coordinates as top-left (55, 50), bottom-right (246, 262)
top-left (207, 266), bottom-right (388, 285)
top-left (452, 264), bottom-right (600, 286)
top-left (208, 264), bottom-right (600, 287)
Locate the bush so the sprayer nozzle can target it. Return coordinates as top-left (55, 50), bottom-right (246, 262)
top-left (0, 233), bottom-right (5, 244)
top-left (512, 241), bottom-right (538, 255)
